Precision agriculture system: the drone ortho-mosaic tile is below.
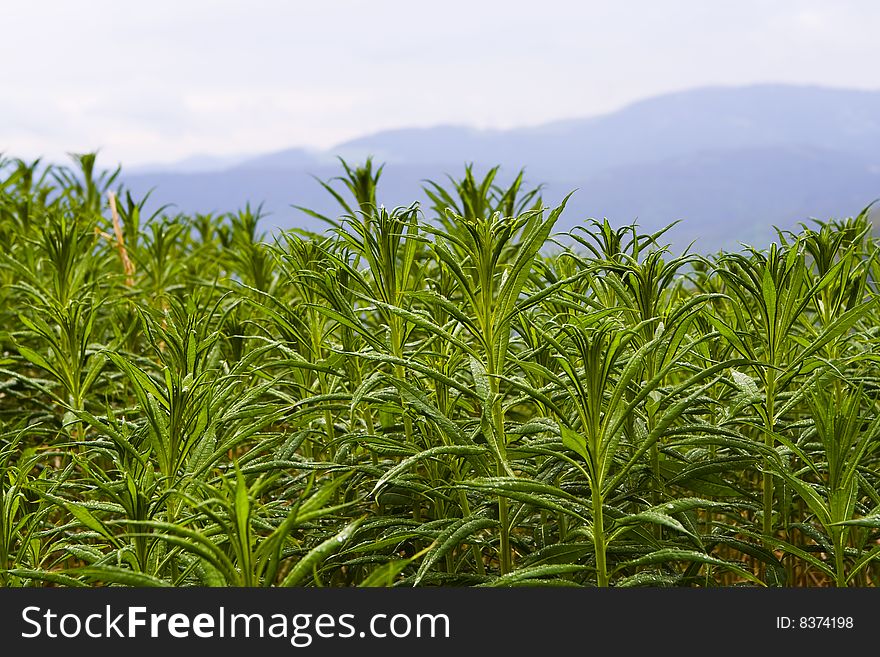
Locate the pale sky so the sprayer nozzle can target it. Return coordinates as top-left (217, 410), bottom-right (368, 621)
top-left (3, 0), bottom-right (879, 166)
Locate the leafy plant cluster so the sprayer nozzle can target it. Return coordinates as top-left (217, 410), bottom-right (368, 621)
top-left (0, 154), bottom-right (878, 587)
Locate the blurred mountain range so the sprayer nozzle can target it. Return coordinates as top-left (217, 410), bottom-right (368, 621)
top-left (123, 84), bottom-right (880, 252)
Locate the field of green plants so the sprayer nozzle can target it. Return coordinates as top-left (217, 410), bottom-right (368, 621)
top-left (1, 153), bottom-right (878, 587)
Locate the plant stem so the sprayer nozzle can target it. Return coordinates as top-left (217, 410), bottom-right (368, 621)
top-left (591, 478), bottom-right (608, 587)
top-left (833, 531), bottom-right (846, 588)
top-left (498, 494), bottom-right (511, 576)
top-left (488, 360), bottom-right (512, 575)
top-left (763, 372), bottom-right (776, 542)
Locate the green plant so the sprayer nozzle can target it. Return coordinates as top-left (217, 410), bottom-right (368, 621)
top-left (0, 153), bottom-right (877, 589)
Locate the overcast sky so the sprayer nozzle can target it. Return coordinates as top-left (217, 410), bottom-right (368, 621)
top-left (3, 0), bottom-right (879, 166)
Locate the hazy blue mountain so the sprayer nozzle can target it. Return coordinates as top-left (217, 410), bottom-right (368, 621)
top-left (325, 85), bottom-right (880, 177)
top-left (552, 145), bottom-right (880, 250)
top-left (126, 153), bottom-right (253, 174)
top-left (122, 84), bottom-right (880, 251)
top-left (235, 147), bottom-right (329, 170)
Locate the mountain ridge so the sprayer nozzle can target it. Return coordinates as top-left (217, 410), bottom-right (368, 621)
top-left (121, 84), bottom-right (880, 251)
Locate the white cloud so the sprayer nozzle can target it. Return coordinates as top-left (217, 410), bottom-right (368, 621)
top-left (2, 0), bottom-right (878, 165)
top-left (795, 9), bottom-right (825, 29)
